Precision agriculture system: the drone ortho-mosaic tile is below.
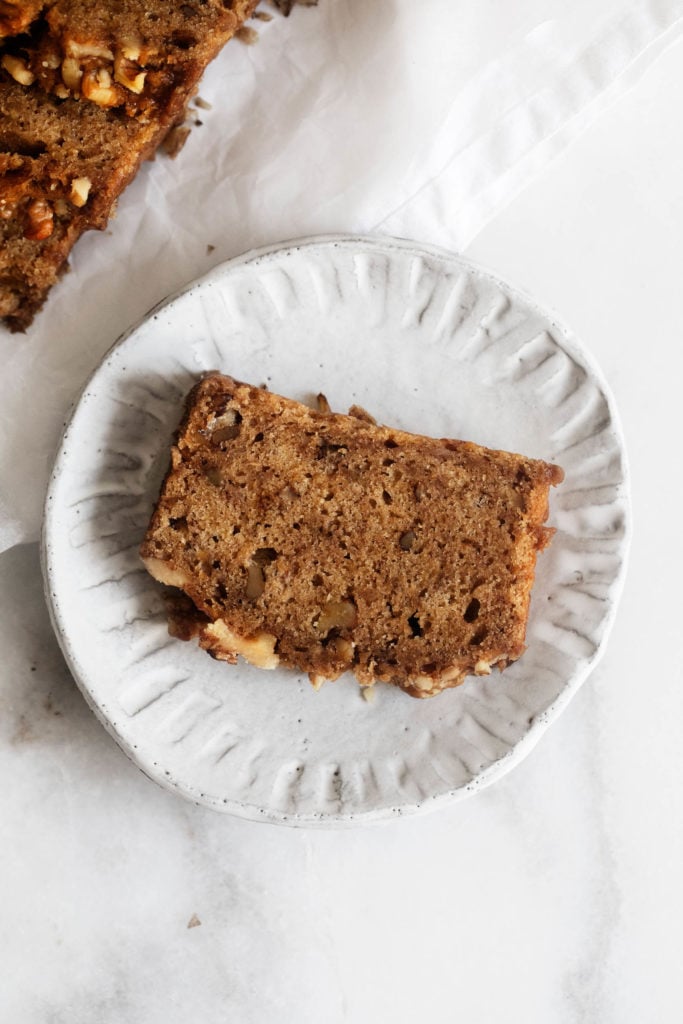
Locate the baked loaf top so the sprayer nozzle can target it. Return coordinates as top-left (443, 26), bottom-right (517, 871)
top-left (0, 2), bottom-right (46, 39)
top-left (0, 0), bottom-right (256, 329)
top-left (141, 373), bottom-right (563, 698)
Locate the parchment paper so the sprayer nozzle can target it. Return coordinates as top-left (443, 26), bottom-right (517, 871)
top-left (1, 0), bottom-right (681, 551)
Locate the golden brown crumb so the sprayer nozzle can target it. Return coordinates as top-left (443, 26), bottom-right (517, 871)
top-left (141, 373), bottom-right (563, 699)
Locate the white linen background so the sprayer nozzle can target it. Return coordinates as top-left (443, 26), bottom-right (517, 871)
top-left (0, 0), bottom-right (681, 551)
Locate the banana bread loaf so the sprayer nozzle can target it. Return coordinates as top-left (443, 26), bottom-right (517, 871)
top-left (0, 0), bottom-right (256, 330)
top-left (141, 373), bottom-right (564, 699)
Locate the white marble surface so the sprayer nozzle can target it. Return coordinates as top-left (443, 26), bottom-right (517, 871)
top-left (2, 29), bottom-right (683, 1024)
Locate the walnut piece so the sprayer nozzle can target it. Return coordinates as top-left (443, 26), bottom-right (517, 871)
top-left (60, 56), bottom-right (82, 91)
top-left (81, 67), bottom-right (119, 107)
top-left (69, 177), bottom-right (92, 208)
top-left (199, 620), bottom-right (279, 670)
top-left (141, 556), bottom-right (190, 589)
top-left (24, 199), bottom-right (53, 241)
top-left (114, 50), bottom-right (146, 94)
top-left (245, 560), bottom-right (265, 600)
top-left (315, 598), bottom-right (357, 636)
top-left (65, 40), bottom-right (114, 61)
top-left (1, 54), bottom-right (35, 86)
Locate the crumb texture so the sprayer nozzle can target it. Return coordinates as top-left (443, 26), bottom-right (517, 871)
top-left (141, 374), bottom-right (563, 698)
top-left (0, 0), bottom-right (256, 329)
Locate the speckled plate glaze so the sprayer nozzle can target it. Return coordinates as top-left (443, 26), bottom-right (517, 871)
top-left (42, 235), bottom-right (630, 826)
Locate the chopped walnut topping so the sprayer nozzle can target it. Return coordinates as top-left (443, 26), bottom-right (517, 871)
top-left (65, 40), bottom-right (115, 61)
top-left (81, 67), bottom-right (120, 107)
top-left (52, 39), bottom-right (149, 107)
top-left (120, 38), bottom-right (142, 62)
top-left (116, 64), bottom-right (146, 94)
top-left (24, 199), bottom-right (54, 241)
top-left (114, 51), bottom-right (146, 94)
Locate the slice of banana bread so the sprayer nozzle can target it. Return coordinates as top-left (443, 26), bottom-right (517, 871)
top-left (0, 0), bottom-right (256, 330)
top-left (141, 373), bottom-right (563, 699)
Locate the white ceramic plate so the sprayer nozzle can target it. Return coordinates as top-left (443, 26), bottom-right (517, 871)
top-left (42, 235), bottom-right (630, 825)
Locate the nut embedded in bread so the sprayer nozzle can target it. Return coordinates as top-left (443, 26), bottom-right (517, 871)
top-left (0, 0), bottom-right (257, 330)
top-left (141, 373), bottom-right (564, 698)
